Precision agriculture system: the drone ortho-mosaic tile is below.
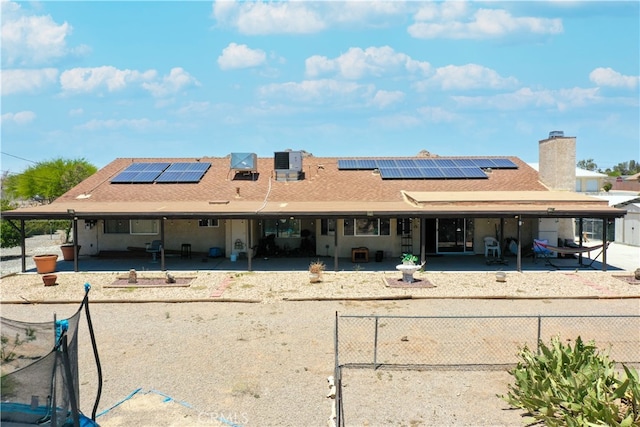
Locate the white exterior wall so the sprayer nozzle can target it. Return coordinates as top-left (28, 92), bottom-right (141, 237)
top-left (616, 204), bottom-right (640, 246)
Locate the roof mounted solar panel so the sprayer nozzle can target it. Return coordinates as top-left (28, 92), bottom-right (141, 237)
top-left (438, 167), bottom-right (467, 178)
top-left (490, 158), bottom-right (517, 168)
top-left (433, 159), bottom-right (456, 168)
top-left (471, 158), bottom-right (498, 169)
top-left (155, 162), bottom-right (211, 183)
top-left (378, 167), bottom-right (404, 179)
top-left (452, 159), bottom-right (477, 168)
top-left (460, 167), bottom-right (489, 178)
top-left (413, 159), bottom-right (438, 168)
top-left (110, 162), bottom-right (170, 183)
top-left (337, 159), bottom-right (359, 170)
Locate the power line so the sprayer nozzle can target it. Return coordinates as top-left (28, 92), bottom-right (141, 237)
top-left (0, 152), bottom-right (39, 164)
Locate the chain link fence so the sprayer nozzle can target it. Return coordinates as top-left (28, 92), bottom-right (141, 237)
top-left (335, 313), bottom-right (640, 369)
top-left (332, 313), bottom-right (640, 427)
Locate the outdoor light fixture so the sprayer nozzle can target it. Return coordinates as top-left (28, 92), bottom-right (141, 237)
top-left (67, 209), bottom-right (75, 215)
top-left (547, 207), bottom-right (555, 214)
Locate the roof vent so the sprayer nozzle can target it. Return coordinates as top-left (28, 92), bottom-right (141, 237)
top-left (274, 151), bottom-right (303, 181)
top-left (548, 130), bottom-right (564, 138)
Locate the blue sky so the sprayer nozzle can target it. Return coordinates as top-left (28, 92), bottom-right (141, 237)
top-left (1, 0), bottom-right (638, 175)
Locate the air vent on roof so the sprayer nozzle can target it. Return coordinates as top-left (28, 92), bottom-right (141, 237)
top-left (549, 130), bottom-right (564, 138)
top-left (274, 151), bottom-right (303, 181)
top-left (231, 153), bottom-right (257, 171)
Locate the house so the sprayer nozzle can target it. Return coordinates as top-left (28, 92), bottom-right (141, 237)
top-left (2, 134), bottom-right (626, 272)
top-left (528, 163), bottom-right (608, 193)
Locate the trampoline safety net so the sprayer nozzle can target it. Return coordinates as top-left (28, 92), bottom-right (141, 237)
top-left (1, 284), bottom-right (101, 427)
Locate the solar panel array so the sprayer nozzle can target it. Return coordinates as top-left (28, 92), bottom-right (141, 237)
top-left (337, 158), bottom-right (517, 180)
top-left (155, 162), bottom-right (211, 183)
top-left (111, 162), bottom-right (211, 184)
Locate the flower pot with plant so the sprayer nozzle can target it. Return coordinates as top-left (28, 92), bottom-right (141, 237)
top-left (309, 260), bottom-right (325, 283)
top-left (60, 220), bottom-right (80, 261)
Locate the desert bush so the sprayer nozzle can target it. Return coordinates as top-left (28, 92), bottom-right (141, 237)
top-left (501, 336), bottom-right (639, 426)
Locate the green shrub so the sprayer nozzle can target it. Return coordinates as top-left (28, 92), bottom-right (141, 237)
top-left (501, 336), bottom-right (639, 426)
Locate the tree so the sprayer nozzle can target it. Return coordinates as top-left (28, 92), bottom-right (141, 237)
top-left (577, 158), bottom-right (598, 171)
top-left (0, 198), bottom-right (21, 248)
top-left (3, 158), bottom-right (97, 203)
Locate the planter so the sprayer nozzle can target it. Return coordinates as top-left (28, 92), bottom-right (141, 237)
top-left (60, 244), bottom-right (81, 261)
top-left (42, 274), bottom-right (58, 287)
top-left (309, 272), bottom-right (321, 283)
top-left (33, 254), bottom-right (58, 274)
top-left (396, 263), bottom-right (421, 283)
top-left (495, 271), bottom-right (507, 282)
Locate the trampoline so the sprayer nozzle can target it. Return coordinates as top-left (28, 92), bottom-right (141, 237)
top-left (1, 284), bottom-right (102, 426)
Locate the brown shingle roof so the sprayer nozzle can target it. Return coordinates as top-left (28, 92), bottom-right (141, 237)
top-left (3, 155), bottom-right (624, 219)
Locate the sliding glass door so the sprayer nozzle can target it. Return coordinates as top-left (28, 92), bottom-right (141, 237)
top-left (437, 218), bottom-right (474, 254)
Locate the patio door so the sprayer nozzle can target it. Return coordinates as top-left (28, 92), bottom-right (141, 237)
top-left (437, 218), bottom-right (474, 254)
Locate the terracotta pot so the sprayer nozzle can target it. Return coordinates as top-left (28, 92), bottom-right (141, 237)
top-left (33, 254), bottom-right (58, 274)
top-left (42, 274), bottom-right (58, 287)
top-left (60, 244), bottom-right (81, 261)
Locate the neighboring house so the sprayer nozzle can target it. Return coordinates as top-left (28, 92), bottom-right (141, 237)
top-left (609, 172), bottom-right (640, 193)
top-left (2, 135), bottom-right (626, 271)
top-left (528, 163), bottom-right (608, 194)
top-left (594, 195), bottom-right (640, 247)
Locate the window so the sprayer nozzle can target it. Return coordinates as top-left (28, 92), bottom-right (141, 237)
top-left (344, 218), bottom-right (390, 236)
top-left (104, 220), bottom-right (129, 234)
top-left (263, 218), bottom-right (301, 238)
top-left (320, 219), bottom-right (336, 236)
top-left (130, 219), bottom-right (158, 235)
top-left (198, 219), bottom-right (219, 227)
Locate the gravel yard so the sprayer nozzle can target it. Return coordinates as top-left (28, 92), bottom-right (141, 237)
top-left (1, 236), bottom-right (639, 426)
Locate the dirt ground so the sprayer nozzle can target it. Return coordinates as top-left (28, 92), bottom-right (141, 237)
top-left (2, 297), bottom-right (638, 427)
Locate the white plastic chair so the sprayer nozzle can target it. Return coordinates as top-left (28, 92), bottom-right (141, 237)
top-left (483, 236), bottom-right (501, 258)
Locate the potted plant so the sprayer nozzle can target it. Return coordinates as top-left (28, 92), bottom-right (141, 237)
top-left (401, 253), bottom-right (419, 265)
top-left (60, 221), bottom-right (80, 261)
top-left (309, 259), bottom-right (325, 283)
top-left (33, 254), bottom-right (58, 274)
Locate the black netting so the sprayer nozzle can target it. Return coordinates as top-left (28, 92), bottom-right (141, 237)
top-left (1, 295), bottom-right (93, 427)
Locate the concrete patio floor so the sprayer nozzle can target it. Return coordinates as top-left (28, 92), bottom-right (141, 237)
top-left (13, 240), bottom-right (638, 274)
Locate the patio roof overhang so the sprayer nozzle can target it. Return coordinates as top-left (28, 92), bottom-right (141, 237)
top-left (1, 191), bottom-right (625, 221)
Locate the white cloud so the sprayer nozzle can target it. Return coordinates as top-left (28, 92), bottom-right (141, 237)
top-left (420, 64), bottom-right (519, 91)
top-left (1, 110), bottom-right (36, 125)
top-left (258, 79), bottom-right (372, 104)
top-left (213, 0), bottom-right (325, 35)
top-left (60, 66), bottom-right (157, 94)
top-left (141, 67), bottom-right (200, 97)
top-left (370, 90), bottom-right (405, 108)
top-left (409, 2), bottom-right (563, 39)
top-left (452, 87), bottom-right (600, 112)
top-left (1, 68), bottom-right (58, 95)
top-left (218, 43), bottom-right (267, 70)
top-left (417, 106), bottom-right (457, 123)
top-left (0, 0), bottom-right (86, 66)
top-left (306, 46), bottom-right (430, 80)
top-left (370, 113), bottom-right (422, 129)
top-left (75, 118), bottom-right (166, 131)
top-left (213, 0), bottom-right (407, 35)
top-left (589, 67), bottom-right (639, 89)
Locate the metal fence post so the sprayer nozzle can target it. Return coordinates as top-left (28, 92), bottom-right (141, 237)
top-left (373, 316), bottom-right (379, 366)
top-left (536, 316), bottom-right (542, 354)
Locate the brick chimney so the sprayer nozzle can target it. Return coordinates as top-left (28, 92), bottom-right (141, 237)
top-left (538, 132), bottom-right (576, 191)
